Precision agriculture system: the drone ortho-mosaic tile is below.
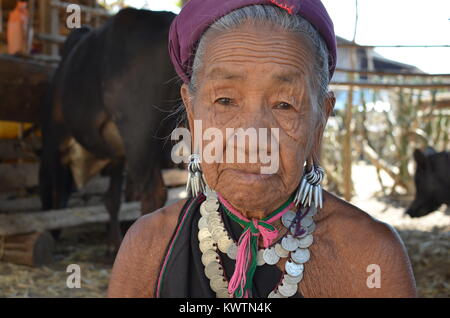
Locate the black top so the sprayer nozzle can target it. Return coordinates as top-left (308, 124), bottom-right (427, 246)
top-left (155, 194), bottom-right (303, 298)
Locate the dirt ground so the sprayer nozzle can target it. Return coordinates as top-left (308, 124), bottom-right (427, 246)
top-left (0, 162), bottom-right (448, 298)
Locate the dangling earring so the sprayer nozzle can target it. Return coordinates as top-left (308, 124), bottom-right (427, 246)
top-left (186, 154), bottom-right (207, 197)
top-left (294, 161), bottom-right (325, 209)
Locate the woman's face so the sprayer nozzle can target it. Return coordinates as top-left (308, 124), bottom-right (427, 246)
top-left (181, 22), bottom-right (334, 215)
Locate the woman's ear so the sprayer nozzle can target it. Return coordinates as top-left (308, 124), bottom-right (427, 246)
top-left (181, 83), bottom-right (194, 131)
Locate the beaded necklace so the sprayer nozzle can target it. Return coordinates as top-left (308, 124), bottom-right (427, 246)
top-left (198, 189), bottom-right (317, 298)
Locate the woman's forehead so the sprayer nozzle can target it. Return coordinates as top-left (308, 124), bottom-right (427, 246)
top-left (199, 26), bottom-right (313, 85)
top-left (204, 65), bottom-right (305, 86)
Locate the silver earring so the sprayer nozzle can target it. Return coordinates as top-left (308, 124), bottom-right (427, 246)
top-left (294, 164), bottom-right (325, 209)
top-left (186, 154), bottom-right (207, 197)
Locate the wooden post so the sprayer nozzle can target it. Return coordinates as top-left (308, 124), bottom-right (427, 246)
top-left (342, 48), bottom-right (356, 201)
top-left (0, 232), bottom-right (55, 267)
top-left (50, 0), bottom-right (59, 56)
top-left (39, 0), bottom-right (50, 54)
top-left (0, 0), bottom-right (3, 33)
top-left (25, 0), bottom-right (36, 54)
top-left (94, 0), bottom-right (100, 28)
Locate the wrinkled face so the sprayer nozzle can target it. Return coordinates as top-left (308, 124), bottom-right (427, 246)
top-left (181, 22), bottom-right (334, 214)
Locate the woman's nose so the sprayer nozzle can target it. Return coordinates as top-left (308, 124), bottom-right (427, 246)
top-left (239, 101), bottom-right (272, 130)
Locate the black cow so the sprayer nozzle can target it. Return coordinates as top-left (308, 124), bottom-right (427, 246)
top-left (406, 147), bottom-right (450, 217)
top-left (39, 8), bottom-right (180, 252)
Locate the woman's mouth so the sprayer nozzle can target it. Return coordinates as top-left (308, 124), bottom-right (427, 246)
top-left (225, 168), bottom-right (275, 183)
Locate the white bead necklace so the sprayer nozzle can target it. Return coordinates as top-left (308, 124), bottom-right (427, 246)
top-left (197, 190), bottom-right (317, 298)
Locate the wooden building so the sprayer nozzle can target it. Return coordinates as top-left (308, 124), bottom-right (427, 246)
top-left (0, 0), bottom-right (109, 127)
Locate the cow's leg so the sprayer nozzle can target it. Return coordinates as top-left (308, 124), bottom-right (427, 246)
top-left (140, 168), bottom-right (167, 215)
top-left (39, 159), bottom-right (53, 210)
top-left (124, 172), bottom-right (140, 202)
top-left (103, 159), bottom-right (125, 254)
top-left (39, 130), bottom-right (73, 211)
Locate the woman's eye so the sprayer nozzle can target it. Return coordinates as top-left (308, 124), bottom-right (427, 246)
top-left (274, 102), bottom-right (294, 110)
top-left (215, 98), bottom-right (234, 106)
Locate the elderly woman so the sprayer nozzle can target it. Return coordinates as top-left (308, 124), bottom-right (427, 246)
top-left (108, 0), bottom-right (416, 298)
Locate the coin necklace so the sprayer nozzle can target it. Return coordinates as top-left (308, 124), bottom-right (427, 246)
top-left (198, 189), bottom-right (317, 298)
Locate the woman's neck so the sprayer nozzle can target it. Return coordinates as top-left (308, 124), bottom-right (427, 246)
top-left (218, 192), bottom-right (292, 220)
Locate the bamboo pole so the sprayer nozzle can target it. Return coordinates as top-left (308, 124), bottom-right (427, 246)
top-left (354, 139), bottom-right (401, 186)
top-left (342, 49), bottom-right (356, 201)
top-left (330, 82), bottom-right (450, 89)
top-left (334, 68), bottom-right (450, 78)
top-left (338, 44), bottom-right (450, 49)
top-left (50, 0), bottom-right (110, 17)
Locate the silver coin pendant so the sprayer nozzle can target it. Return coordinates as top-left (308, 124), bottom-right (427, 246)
top-left (297, 234), bottom-right (313, 248)
top-left (291, 248), bottom-right (310, 264)
top-left (281, 235), bottom-right (299, 252)
top-left (274, 243), bottom-right (289, 258)
top-left (285, 260), bottom-right (304, 277)
top-left (278, 282), bottom-right (298, 297)
top-left (263, 247), bottom-right (280, 265)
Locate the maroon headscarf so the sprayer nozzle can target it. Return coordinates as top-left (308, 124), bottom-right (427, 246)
top-left (168, 0), bottom-right (337, 84)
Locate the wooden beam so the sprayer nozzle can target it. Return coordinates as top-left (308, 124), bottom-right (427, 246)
top-left (0, 173), bottom-right (187, 236)
top-left (330, 82), bottom-right (450, 89)
top-left (50, 0), bottom-right (110, 17)
top-left (0, 201), bottom-right (141, 236)
top-left (0, 231), bottom-right (55, 267)
top-left (32, 53), bottom-right (61, 63)
top-left (338, 44), bottom-right (450, 49)
top-left (36, 32), bottom-right (66, 44)
top-left (0, 54), bottom-right (55, 123)
top-left (334, 68), bottom-right (450, 78)
top-left (0, 0), bottom-right (3, 33)
top-left (0, 162), bottom-right (39, 193)
top-left (355, 139), bottom-right (400, 182)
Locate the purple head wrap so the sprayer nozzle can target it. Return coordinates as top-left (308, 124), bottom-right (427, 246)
top-left (168, 0), bottom-right (337, 84)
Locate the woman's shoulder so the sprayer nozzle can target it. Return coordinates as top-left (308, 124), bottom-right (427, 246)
top-left (320, 190), bottom-right (398, 243)
top-left (131, 198), bottom-right (189, 238)
top-left (108, 199), bottom-right (188, 297)
top-left (310, 190), bottom-right (416, 297)
top-left (120, 198), bottom-right (190, 261)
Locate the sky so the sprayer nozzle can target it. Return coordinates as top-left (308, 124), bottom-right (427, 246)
top-left (118, 0), bottom-right (450, 74)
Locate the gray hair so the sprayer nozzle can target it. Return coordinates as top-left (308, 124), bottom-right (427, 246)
top-left (189, 5), bottom-right (330, 125)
